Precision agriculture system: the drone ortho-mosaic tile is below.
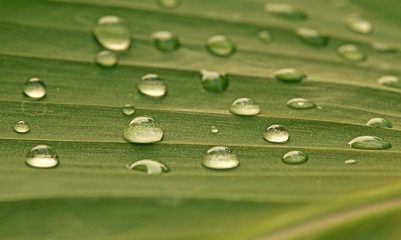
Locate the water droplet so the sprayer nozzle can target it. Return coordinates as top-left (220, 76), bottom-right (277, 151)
top-left (295, 27), bottom-right (328, 47)
top-left (274, 68), bottom-right (306, 83)
top-left (95, 50), bottom-right (117, 67)
top-left (93, 15), bottom-right (131, 51)
top-left (230, 98), bottom-right (261, 116)
top-left (202, 146), bottom-right (239, 170)
top-left (138, 74), bottom-right (167, 98)
top-left (282, 151), bottom-right (308, 164)
top-left (122, 104), bottom-right (136, 116)
top-left (258, 30), bottom-right (274, 44)
top-left (123, 116), bottom-right (163, 143)
top-left (344, 13), bottom-right (373, 34)
top-left (14, 121), bottom-right (30, 133)
top-left (151, 31), bottom-right (180, 52)
top-left (371, 42), bottom-right (397, 53)
top-left (156, 0), bottom-right (180, 9)
top-left (26, 145), bottom-right (59, 169)
top-left (265, 3), bottom-right (307, 20)
top-left (23, 78), bottom-right (46, 99)
top-left (344, 159), bottom-right (357, 165)
top-left (210, 126), bottom-right (219, 133)
top-left (205, 35), bottom-right (236, 57)
top-left (348, 136), bottom-right (391, 150)
top-left (377, 75), bottom-right (401, 89)
top-left (366, 118), bottom-right (392, 128)
top-left (200, 70), bottom-right (229, 92)
top-left (337, 44), bottom-right (366, 62)
top-left (127, 159), bottom-right (170, 175)
top-left (286, 98), bottom-right (316, 109)
top-left (264, 125), bottom-right (289, 143)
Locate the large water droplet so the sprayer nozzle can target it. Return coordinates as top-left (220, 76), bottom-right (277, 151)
top-left (127, 159), bottom-right (170, 175)
top-left (348, 136), bottom-right (391, 150)
top-left (295, 27), bottom-right (328, 47)
top-left (122, 104), bottom-right (136, 116)
top-left (93, 15), bottom-right (131, 51)
top-left (96, 50), bottom-right (117, 67)
top-left (258, 30), bottom-right (274, 44)
top-left (210, 126), bottom-right (219, 133)
top-left (200, 70), bottom-right (229, 92)
top-left (366, 118), bottom-right (392, 128)
top-left (123, 116), bottom-right (163, 143)
top-left (26, 145), bottom-right (59, 169)
top-left (151, 31), bottom-right (180, 52)
top-left (202, 146), bottom-right (239, 170)
top-left (377, 75), bottom-right (401, 89)
top-left (344, 159), bottom-right (357, 165)
top-left (265, 3), bottom-right (307, 20)
top-left (205, 35), bottom-right (236, 57)
top-left (344, 13), bottom-right (373, 34)
top-left (282, 151), bottom-right (308, 164)
top-left (138, 74), bottom-right (167, 98)
top-left (264, 125), bottom-right (289, 143)
top-left (14, 121), bottom-right (30, 133)
top-left (230, 98), bottom-right (260, 116)
top-left (337, 44), bottom-right (366, 62)
top-left (274, 68), bottom-right (306, 83)
top-left (23, 78), bottom-right (46, 99)
top-left (371, 42), bottom-right (397, 53)
top-left (286, 98), bottom-right (316, 109)
top-left (156, 0), bottom-right (180, 9)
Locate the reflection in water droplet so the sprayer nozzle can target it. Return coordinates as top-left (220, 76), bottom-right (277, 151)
top-left (93, 15), bottom-right (131, 51)
top-left (202, 146), bottom-right (239, 170)
top-left (123, 116), bottom-right (163, 143)
top-left (21, 101), bottom-right (48, 116)
top-left (295, 27), bottom-right (328, 47)
top-left (151, 31), bottom-right (180, 52)
top-left (23, 78), bottom-right (46, 99)
top-left (348, 136), bottom-right (391, 150)
top-left (26, 145), bottom-right (59, 169)
top-left (274, 68), bottom-right (306, 83)
top-left (258, 30), bottom-right (274, 44)
top-left (377, 75), bottom-right (401, 89)
top-left (371, 42), bottom-right (397, 53)
top-left (127, 159), bottom-right (170, 175)
top-left (206, 35), bottom-right (236, 57)
top-left (210, 126), bottom-right (219, 133)
top-left (138, 74), bottom-right (167, 98)
top-left (366, 118), bottom-right (392, 128)
top-left (337, 44), bottom-right (366, 62)
top-left (14, 121), bottom-right (30, 133)
top-left (286, 98), bottom-right (316, 109)
top-left (264, 125), bottom-right (289, 143)
top-left (344, 13), bottom-right (373, 34)
top-left (265, 3), bottom-right (307, 20)
top-left (122, 104), bottom-right (136, 116)
top-left (96, 50), bottom-right (117, 67)
top-left (230, 98), bottom-right (260, 116)
top-left (344, 159), bottom-right (357, 165)
top-left (282, 151), bottom-right (308, 164)
top-left (200, 70), bottom-right (229, 92)
top-left (156, 0), bottom-right (180, 9)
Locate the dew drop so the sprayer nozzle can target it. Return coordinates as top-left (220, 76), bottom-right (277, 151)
top-left (265, 3), bottom-right (307, 20)
top-left (366, 118), bottom-right (392, 128)
top-left (282, 151), bottom-right (308, 165)
top-left (377, 75), bottom-right (401, 89)
top-left (122, 104), bottom-right (136, 116)
top-left (337, 44), bottom-right (366, 62)
top-left (95, 50), bottom-right (117, 67)
top-left (371, 42), bottom-right (397, 53)
top-left (26, 145), bottom-right (59, 169)
top-left (348, 136), bottom-right (391, 150)
top-left (286, 98), bottom-right (316, 109)
top-left (151, 31), bottom-right (180, 52)
top-left (264, 125), bottom-right (289, 143)
top-left (14, 121), bottom-right (30, 133)
top-left (200, 70), bottom-right (229, 92)
top-left (295, 27), bottom-right (328, 47)
top-left (344, 159), bottom-right (357, 165)
top-left (344, 13), bottom-right (373, 34)
top-left (127, 159), bottom-right (170, 175)
top-left (274, 68), bottom-right (306, 83)
top-left (156, 0), bottom-right (180, 9)
top-left (138, 74), bottom-right (167, 98)
top-left (230, 98), bottom-right (260, 116)
top-left (123, 116), bottom-right (163, 143)
top-left (205, 35), bottom-right (236, 57)
top-left (93, 15), bottom-right (131, 51)
top-left (23, 78), bottom-right (46, 99)
top-left (258, 30), bottom-right (274, 44)
top-left (210, 126), bottom-right (219, 133)
top-left (202, 146), bottom-right (239, 170)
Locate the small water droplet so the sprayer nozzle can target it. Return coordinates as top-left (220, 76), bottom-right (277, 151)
top-left (230, 98), bottom-right (260, 116)
top-left (26, 145), bottom-right (59, 169)
top-left (210, 126), bottom-right (219, 133)
top-left (286, 98), bottom-right (316, 109)
top-left (202, 146), bottom-right (239, 170)
top-left (23, 78), bottom-right (46, 99)
top-left (377, 75), bottom-right (401, 89)
top-left (14, 121), bottom-right (30, 133)
top-left (344, 13), bottom-right (373, 34)
top-left (151, 31), bottom-right (180, 52)
top-left (295, 27), bottom-right (328, 47)
top-left (264, 125), bottom-right (289, 143)
top-left (156, 0), bottom-right (180, 9)
top-left (371, 42), bottom-right (397, 53)
top-left (96, 50), bottom-right (117, 67)
top-left (127, 159), bottom-right (170, 175)
top-left (274, 68), bottom-right (306, 83)
top-left (348, 136), bottom-right (391, 150)
top-left (93, 15), bottom-right (131, 51)
top-left (344, 159), bottom-right (357, 165)
top-left (123, 116), bottom-right (163, 143)
top-left (366, 118), bottom-right (392, 128)
top-left (122, 104), bottom-right (136, 116)
top-left (138, 74), bottom-right (167, 98)
top-left (337, 44), bottom-right (366, 62)
top-left (282, 151), bottom-right (308, 164)
top-left (258, 30), bottom-right (274, 44)
top-left (205, 35), bottom-right (236, 57)
top-left (200, 70), bottom-right (229, 92)
top-left (265, 3), bottom-right (307, 20)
